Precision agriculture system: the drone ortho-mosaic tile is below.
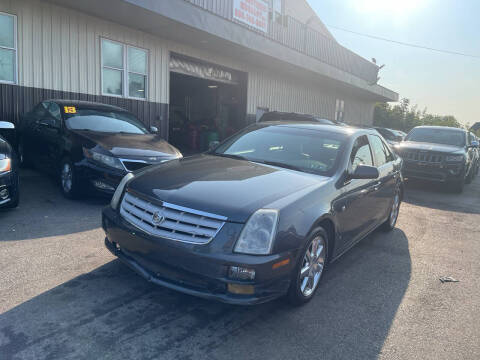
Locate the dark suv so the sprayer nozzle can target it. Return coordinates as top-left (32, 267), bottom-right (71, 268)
top-left (394, 126), bottom-right (478, 192)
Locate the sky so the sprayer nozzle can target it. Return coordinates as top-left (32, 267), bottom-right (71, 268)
top-left (306, 0), bottom-right (480, 126)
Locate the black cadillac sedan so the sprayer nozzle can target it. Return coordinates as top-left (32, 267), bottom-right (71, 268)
top-left (18, 100), bottom-right (182, 198)
top-left (102, 122), bottom-right (404, 305)
top-left (0, 121), bottom-right (19, 209)
top-left (394, 126), bottom-right (478, 193)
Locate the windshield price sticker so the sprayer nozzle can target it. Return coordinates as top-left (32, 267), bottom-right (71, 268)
top-left (64, 106), bottom-right (77, 114)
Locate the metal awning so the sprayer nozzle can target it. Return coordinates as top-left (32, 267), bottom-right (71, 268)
top-left (170, 54), bottom-right (239, 85)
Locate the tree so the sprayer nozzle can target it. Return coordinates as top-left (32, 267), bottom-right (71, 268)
top-left (373, 98), bottom-right (462, 132)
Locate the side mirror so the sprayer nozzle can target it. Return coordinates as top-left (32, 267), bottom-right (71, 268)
top-left (150, 126), bottom-right (158, 134)
top-left (349, 165), bottom-right (379, 180)
top-left (0, 121), bottom-right (14, 130)
top-left (209, 141), bottom-right (220, 151)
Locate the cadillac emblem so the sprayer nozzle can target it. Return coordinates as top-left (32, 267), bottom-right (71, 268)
top-left (152, 212), bottom-right (165, 225)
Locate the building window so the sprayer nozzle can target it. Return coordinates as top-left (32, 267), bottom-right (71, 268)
top-left (272, 0), bottom-right (285, 24)
top-left (101, 38), bottom-right (148, 99)
top-left (335, 99), bottom-right (345, 122)
top-left (0, 12), bottom-right (17, 84)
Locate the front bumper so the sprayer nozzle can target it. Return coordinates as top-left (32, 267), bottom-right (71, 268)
top-left (102, 206), bottom-right (295, 305)
top-left (402, 161), bottom-right (465, 183)
top-left (0, 170), bottom-right (18, 208)
top-left (76, 160), bottom-right (126, 194)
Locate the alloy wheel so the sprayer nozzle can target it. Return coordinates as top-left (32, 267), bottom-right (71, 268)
top-left (61, 163), bottom-right (73, 193)
top-left (390, 192), bottom-right (400, 227)
top-left (299, 235), bottom-right (326, 297)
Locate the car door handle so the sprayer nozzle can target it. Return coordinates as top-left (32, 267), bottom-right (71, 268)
top-left (369, 181), bottom-right (382, 192)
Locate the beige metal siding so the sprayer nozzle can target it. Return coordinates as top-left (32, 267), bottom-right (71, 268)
top-left (0, 0), bottom-right (170, 103)
top-left (0, 0), bottom-right (375, 125)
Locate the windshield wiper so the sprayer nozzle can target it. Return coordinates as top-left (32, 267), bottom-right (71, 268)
top-left (251, 159), bottom-right (311, 173)
top-left (213, 153), bottom-right (249, 161)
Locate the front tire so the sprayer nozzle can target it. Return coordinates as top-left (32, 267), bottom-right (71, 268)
top-left (60, 157), bottom-right (82, 199)
top-left (18, 139), bottom-right (31, 168)
top-left (288, 227), bottom-right (328, 306)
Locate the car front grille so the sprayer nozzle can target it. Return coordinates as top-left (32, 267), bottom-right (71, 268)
top-left (120, 192), bottom-right (227, 244)
top-left (402, 151), bottom-right (443, 163)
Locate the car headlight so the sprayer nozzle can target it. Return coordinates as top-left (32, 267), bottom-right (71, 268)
top-left (445, 155), bottom-right (464, 162)
top-left (83, 147), bottom-right (124, 170)
top-left (111, 173), bottom-right (134, 210)
top-left (234, 209), bottom-right (279, 255)
top-left (0, 158), bottom-right (11, 173)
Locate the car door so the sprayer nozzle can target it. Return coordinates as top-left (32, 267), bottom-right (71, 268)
top-left (22, 103), bottom-right (50, 165)
top-left (35, 102), bottom-right (63, 171)
top-left (334, 135), bottom-right (378, 251)
top-left (368, 134), bottom-right (397, 225)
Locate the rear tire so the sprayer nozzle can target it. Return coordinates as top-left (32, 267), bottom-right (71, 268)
top-left (381, 188), bottom-right (401, 232)
top-left (17, 139), bottom-right (31, 168)
top-left (287, 227), bottom-right (328, 306)
top-left (60, 157), bottom-right (82, 199)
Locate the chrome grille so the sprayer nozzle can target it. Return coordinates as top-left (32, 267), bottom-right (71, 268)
top-left (402, 151), bottom-right (443, 163)
top-left (120, 192), bottom-right (227, 244)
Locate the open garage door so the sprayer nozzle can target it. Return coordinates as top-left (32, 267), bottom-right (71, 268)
top-left (169, 54), bottom-right (247, 155)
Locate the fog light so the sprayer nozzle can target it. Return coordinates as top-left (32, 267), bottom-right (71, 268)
top-left (0, 188), bottom-right (9, 200)
top-left (92, 180), bottom-right (115, 191)
top-left (228, 266), bottom-right (255, 280)
top-left (227, 284), bottom-right (255, 295)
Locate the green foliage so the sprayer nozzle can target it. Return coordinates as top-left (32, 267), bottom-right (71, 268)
top-left (373, 98), bottom-right (462, 132)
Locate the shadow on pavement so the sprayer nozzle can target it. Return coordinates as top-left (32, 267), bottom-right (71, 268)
top-left (0, 169), bottom-right (109, 241)
top-left (0, 228), bottom-right (411, 360)
top-left (403, 177), bottom-right (480, 215)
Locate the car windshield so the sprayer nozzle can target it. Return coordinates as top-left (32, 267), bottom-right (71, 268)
top-left (213, 125), bottom-right (347, 176)
top-left (64, 109), bottom-right (149, 134)
top-left (406, 128), bottom-right (466, 147)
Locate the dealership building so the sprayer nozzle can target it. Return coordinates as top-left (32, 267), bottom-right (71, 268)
top-left (0, 0), bottom-right (397, 152)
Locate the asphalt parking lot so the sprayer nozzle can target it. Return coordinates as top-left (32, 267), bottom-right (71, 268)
top-left (1, 169), bottom-right (479, 360)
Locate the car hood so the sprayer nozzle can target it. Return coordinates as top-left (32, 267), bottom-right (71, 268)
top-left (396, 141), bottom-right (465, 154)
top-left (72, 130), bottom-right (182, 159)
top-left (127, 154), bottom-right (327, 223)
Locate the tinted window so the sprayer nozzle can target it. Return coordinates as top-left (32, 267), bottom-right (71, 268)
top-left (215, 126), bottom-right (347, 176)
top-left (406, 128), bottom-right (466, 147)
top-left (370, 135), bottom-right (388, 166)
top-left (376, 128), bottom-right (395, 140)
top-left (33, 103), bottom-right (48, 118)
top-left (381, 139), bottom-right (395, 162)
top-left (350, 136), bottom-right (373, 171)
top-left (48, 102), bottom-right (62, 121)
top-left (64, 108), bottom-right (148, 134)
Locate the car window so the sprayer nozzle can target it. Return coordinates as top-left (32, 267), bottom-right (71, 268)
top-left (64, 108), bottom-right (148, 134)
top-left (369, 135), bottom-right (388, 166)
top-left (32, 103), bottom-right (48, 118)
top-left (48, 102), bottom-right (62, 121)
top-left (406, 128), bottom-right (466, 147)
top-left (214, 125), bottom-right (347, 176)
top-left (350, 135), bottom-right (373, 171)
top-left (381, 139), bottom-right (395, 162)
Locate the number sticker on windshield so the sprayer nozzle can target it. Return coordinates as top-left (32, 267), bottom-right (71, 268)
top-left (64, 106), bottom-right (77, 114)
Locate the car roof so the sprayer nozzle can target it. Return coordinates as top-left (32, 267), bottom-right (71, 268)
top-left (413, 126), bottom-right (466, 132)
top-left (259, 121), bottom-right (377, 136)
top-left (46, 99), bottom-right (127, 112)
top-left (259, 111), bottom-right (335, 124)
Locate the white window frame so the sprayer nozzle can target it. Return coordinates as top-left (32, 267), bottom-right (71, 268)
top-left (100, 37), bottom-right (148, 100)
top-left (335, 99), bottom-right (345, 122)
top-left (0, 11), bottom-right (18, 84)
